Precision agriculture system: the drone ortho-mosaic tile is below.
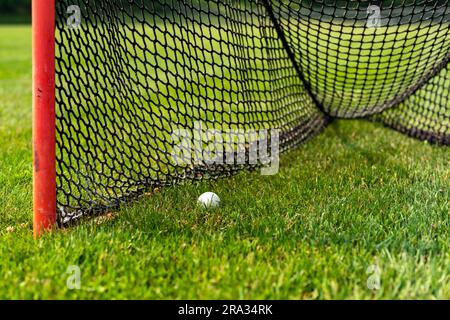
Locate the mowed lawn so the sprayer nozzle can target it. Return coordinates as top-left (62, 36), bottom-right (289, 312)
top-left (0, 24), bottom-right (449, 299)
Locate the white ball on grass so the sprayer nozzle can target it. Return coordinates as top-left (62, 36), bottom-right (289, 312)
top-left (197, 192), bottom-right (220, 209)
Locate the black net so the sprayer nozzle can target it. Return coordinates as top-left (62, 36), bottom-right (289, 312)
top-left (55, 0), bottom-right (450, 224)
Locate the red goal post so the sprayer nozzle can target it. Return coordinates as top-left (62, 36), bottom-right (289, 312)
top-left (33, 0), bottom-right (57, 236)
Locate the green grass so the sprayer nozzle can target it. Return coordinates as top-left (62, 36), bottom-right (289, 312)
top-left (0, 24), bottom-right (449, 299)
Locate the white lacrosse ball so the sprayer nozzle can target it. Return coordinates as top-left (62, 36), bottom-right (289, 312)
top-left (197, 192), bottom-right (220, 209)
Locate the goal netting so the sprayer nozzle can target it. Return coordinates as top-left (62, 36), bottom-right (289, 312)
top-left (55, 0), bottom-right (450, 224)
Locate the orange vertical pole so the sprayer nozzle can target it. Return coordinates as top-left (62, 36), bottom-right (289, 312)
top-left (33, 0), bottom-right (56, 236)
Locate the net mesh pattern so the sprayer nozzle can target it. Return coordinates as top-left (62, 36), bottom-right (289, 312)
top-left (55, 0), bottom-right (449, 224)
